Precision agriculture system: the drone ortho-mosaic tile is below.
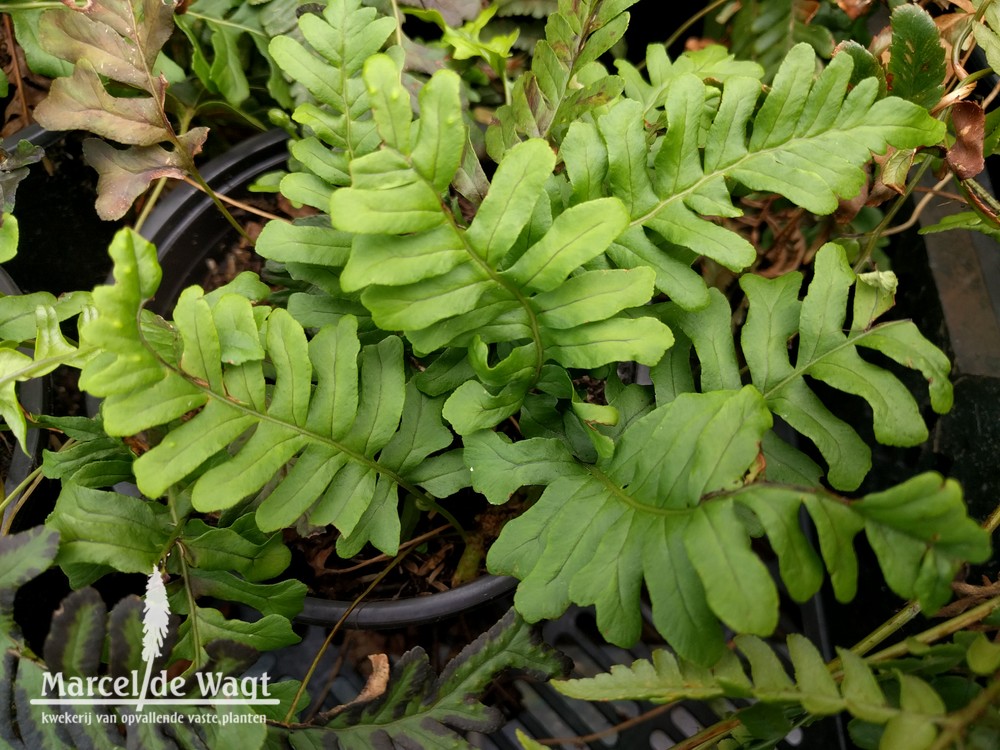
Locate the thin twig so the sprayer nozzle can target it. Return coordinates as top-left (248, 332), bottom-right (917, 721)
top-left (322, 523), bottom-right (451, 574)
top-left (303, 631), bottom-right (351, 723)
top-left (983, 502), bottom-right (1000, 535)
top-left (663, 0), bottom-right (730, 51)
top-left (668, 717), bottom-right (743, 750)
top-left (930, 671), bottom-right (1000, 749)
top-left (134, 177), bottom-right (170, 235)
top-left (535, 702), bottom-right (676, 746)
top-left (0, 469), bottom-right (43, 534)
top-left (865, 595), bottom-right (1000, 665)
top-left (389, 0), bottom-right (404, 48)
top-left (2, 14), bottom-right (30, 129)
top-left (982, 74), bottom-right (1000, 111)
top-left (281, 546), bottom-right (416, 726)
top-left (874, 173), bottom-right (956, 238)
top-left (180, 176), bottom-right (288, 223)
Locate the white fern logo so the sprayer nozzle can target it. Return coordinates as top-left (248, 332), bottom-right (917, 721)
top-left (136, 566), bottom-right (170, 711)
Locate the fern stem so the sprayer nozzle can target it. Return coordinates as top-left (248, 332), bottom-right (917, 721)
top-left (984, 502), bottom-right (1000, 534)
top-left (185, 169), bottom-right (256, 245)
top-left (180, 176), bottom-right (289, 223)
top-left (133, 177), bottom-right (170, 236)
top-left (174, 540), bottom-right (203, 670)
top-left (854, 158), bottom-right (933, 272)
top-left (931, 671), bottom-right (1000, 749)
top-left (414, 497), bottom-right (467, 542)
top-left (535, 702), bottom-right (675, 746)
top-left (167, 489), bottom-right (203, 671)
top-left (389, 0), bottom-right (404, 48)
top-left (0, 466), bottom-right (44, 535)
top-left (667, 717), bottom-right (743, 750)
top-left (663, 0), bottom-right (730, 53)
top-left (865, 594), bottom-right (1000, 665)
top-left (952, 0), bottom-right (998, 79)
top-left (846, 600), bottom-right (923, 660)
top-left (0, 435), bottom-right (82, 533)
top-left (281, 545), bottom-right (416, 726)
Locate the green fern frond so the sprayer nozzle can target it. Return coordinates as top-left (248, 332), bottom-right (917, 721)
top-left (469, 385), bottom-right (989, 665)
top-left (652, 241), bottom-right (952, 492)
top-left (554, 633), bottom-right (1000, 750)
top-left (592, 44), bottom-right (945, 273)
top-left (729, 0), bottom-right (837, 78)
top-left (78, 229), bottom-right (456, 557)
top-left (313, 55), bottom-right (671, 433)
top-left (486, 0), bottom-right (638, 157)
top-left (309, 609), bottom-right (569, 748)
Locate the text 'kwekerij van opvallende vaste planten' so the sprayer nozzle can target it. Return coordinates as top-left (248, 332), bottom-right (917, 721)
top-left (1, 0), bottom-right (1000, 747)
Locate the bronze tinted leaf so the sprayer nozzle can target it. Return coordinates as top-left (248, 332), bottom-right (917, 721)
top-left (947, 100), bottom-right (985, 180)
top-left (83, 128), bottom-right (208, 220)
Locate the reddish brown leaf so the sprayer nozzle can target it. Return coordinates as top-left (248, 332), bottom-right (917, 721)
top-left (836, 0), bottom-right (874, 21)
top-left (947, 100), bottom-right (985, 180)
top-left (83, 127), bottom-right (207, 219)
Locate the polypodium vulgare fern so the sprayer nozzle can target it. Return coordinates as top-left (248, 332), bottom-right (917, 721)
top-left (592, 43), bottom-right (944, 273)
top-left (317, 52), bottom-right (673, 434)
top-left (654, 242), bottom-right (953, 491)
top-left (78, 228), bottom-right (462, 558)
top-left (469, 382), bottom-right (989, 665)
top-left (554, 629), bottom-right (1000, 750)
top-left (260, 0), bottom-right (944, 442)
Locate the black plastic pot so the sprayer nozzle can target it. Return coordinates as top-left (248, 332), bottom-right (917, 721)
top-left (0, 267), bottom-right (46, 532)
top-left (135, 128), bottom-right (517, 629)
top-left (0, 125), bottom-right (67, 532)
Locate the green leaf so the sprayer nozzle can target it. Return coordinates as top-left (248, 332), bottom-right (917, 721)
top-left (80, 245), bottom-right (447, 557)
top-left (181, 520), bottom-right (291, 582)
top-left (173, 607), bottom-right (299, 665)
top-left (487, 0), bottom-right (634, 151)
top-left (46, 484), bottom-right (172, 585)
top-left (0, 214), bottom-right (18, 263)
top-left (616, 43), bottom-right (765, 116)
top-left (739, 242), bottom-right (951, 491)
top-left (485, 387), bottom-right (775, 655)
top-left (41, 429), bottom-right (135, 489)
top-left (326, 65), bottom-right (671, 425)
top-left (729, 0), bottom-right (835, 78)
top-left (555, 632), bottom-right (961, 746)
top-left (685, 502), bottom-right (779, 636)
top-left (43, 588), bottom-right (106, 679)
top-left (0, 526), bottom-right (60, 595)
top-left (9, 9), bottom-right (74, 78)
top-left (888, 4), bottom-right (945, 110)
top-left (186, 570), bottom-right (306, 620)
top-left (853, 474), bottom-right (991, 613)
top-left (601, 46), bottom-right (944, 271)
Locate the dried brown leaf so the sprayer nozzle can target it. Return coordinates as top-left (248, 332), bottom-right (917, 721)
top-left (326, 653), bottom-right (392, 717)
top-left (947, 100), bottom-right (985, 180)
top-left (835, 0), bottom-right (874, 21)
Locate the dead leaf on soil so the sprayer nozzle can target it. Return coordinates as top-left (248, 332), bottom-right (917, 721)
top-left (326, 653), bottom-right (391, 717)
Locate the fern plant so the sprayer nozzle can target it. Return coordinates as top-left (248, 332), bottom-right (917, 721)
top-left (61, 0), bottom-right (986, 654)
top-left (2, 0), bottom-right (1000, 747)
